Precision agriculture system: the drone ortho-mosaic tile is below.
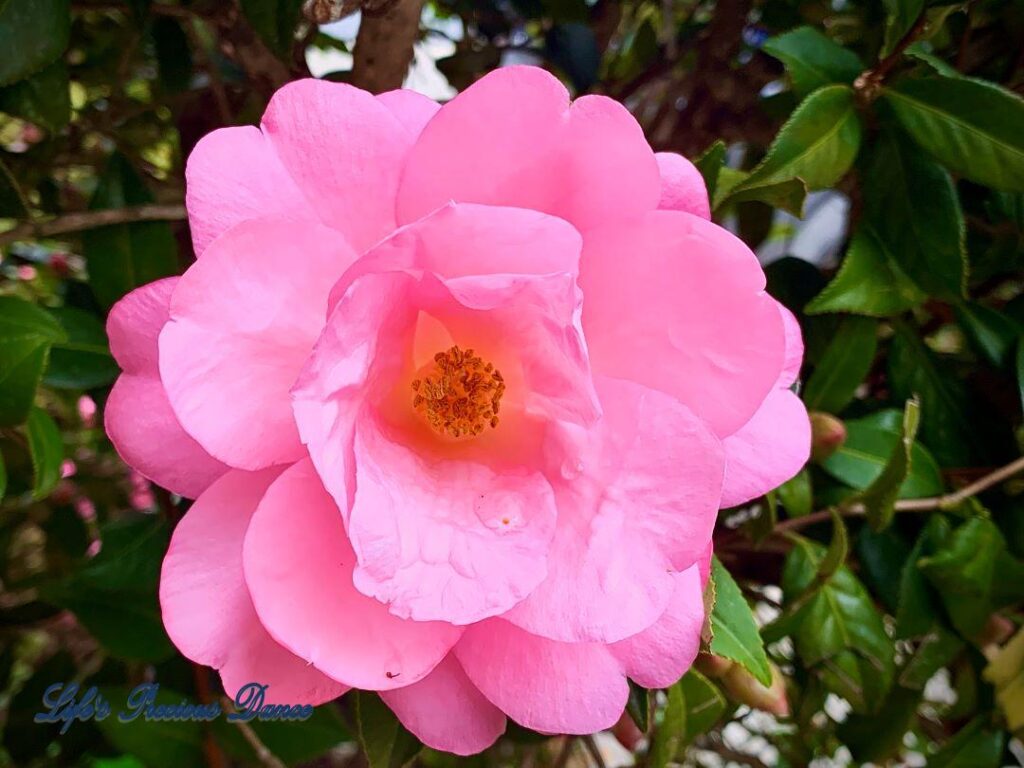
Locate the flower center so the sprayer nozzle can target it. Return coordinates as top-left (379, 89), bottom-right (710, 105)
top-left (411, 345), bottom-right (505, 439)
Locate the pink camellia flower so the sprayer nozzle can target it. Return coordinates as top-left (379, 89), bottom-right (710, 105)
top-left (105, 66), bottom-right (809, 754)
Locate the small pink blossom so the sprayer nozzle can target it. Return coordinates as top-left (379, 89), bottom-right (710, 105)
top-left (77, 395), bottom-right (97, 427)
top-left (61, 459), bottom-right (77, 479)
top-left (105, 67), bottom-right (809, 754)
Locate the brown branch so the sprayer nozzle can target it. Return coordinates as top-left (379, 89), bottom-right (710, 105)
top-left (350, 0), bottom-right (425, 93)
top-left (775, 455), bottom-right (1024, 534)
top-left (854, 12), bottom-right (931, 100)
top-left (0, 204), bottom-right (187, 247)
top-left (220, 696), bottom-right (288, 768)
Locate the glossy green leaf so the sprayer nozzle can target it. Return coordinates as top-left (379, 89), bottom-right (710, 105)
top-left (709, 556), bottom-right (772, 686)
top-left (26, 406), bottom-right (62, 499)
top-left (821, 411), bottom-right (942, 498)
top-left (44, 307), bottom-right (119, 389)
top-left (900, 625), bottom-right (964, 689)
top-left (929, 717), bottom-right (1005, 768)
top-left (694, 140), bottom-right (726, 201)
top-left (650, 670), bottom-right (726, 767)
top-left (83, 153), bottom-right (179, 309)
top-left (880, 0), bottom-right (924, 57)
top-left (0, 60), bottom-right (71, 132)
top-left (838, 684), bottom-right (920, 764)
top-left (728, 85), bottom-right (862, 197)
top-left (864, 131), bottom-right (967, 299)
top-left (626, 680), bottom-right (650, 733)
top-left (883, 77), bottom-right (1024, 192)
top-left (954, 302), bottom-right (1021, 368)
top-left (919, 517), bottom-right (1004, 638)
top-left (777, 469), bottom-right (812, 518)
top-left (889, 323), bottom-right (975, 466)
top-left (781, 537), bottom-right (895, 712)
top-left (859, 398), bottom-right (920, 531)
top-left (720, 176), bottom-right (807, 218)
top-left (0, 296), bottom-right (66, 425)
top-left (239, 0), bottom-right (302, 58)
top-left (802, 316), bottom-right (877, 413)
top-left (41, 517), bottom-right (174, 661)
top-left (0, 0), bottom-right (71, 86)
top-left (806, 227), bottom-right (925, 316)
top-left (819, 509), bottom-right (849, 579)
top-left (648, 680), bottom-right (685, 768)
top-left (894, 517), bottom-right (949, 639)
top-left (355, 691), bottom-right (421, 768)
top-left (762, 26), bottom-right (864, 97)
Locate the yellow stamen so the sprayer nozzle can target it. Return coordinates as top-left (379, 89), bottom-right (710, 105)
top-left (411, 345), bottom-right (505, 439)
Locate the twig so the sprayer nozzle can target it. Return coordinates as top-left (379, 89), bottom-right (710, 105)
top-left (193, 666), bottom-right (227, 768)
top-left (219, 696), bottom-right (288, 768)
top-left (853, 12), bottom-right (931, 100)
top-left (775, 454), bottom-right (1024, 533)
top-left (0, 204), bottom-right (187, 247)
top-left (350, 0), bottom-right (425, 93)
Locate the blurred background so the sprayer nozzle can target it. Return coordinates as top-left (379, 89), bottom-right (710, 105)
top-left (1, 0), bottom-right (1024, 766)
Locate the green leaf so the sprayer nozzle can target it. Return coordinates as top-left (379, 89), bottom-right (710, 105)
top-left (25, 406), bottom-right (62, 499)
top-left (805, 227), bottom-right (925, 316)
top-left (859, 398), bottom-right (920, 531)
top-left (239, 0), bottom-right (302, 58)
top-left (781, 537), bottom-right (895, 712)
top-left (880, 0), bottom-right (924, 57)
top-left (694, 140), bottom-right (726, 201)
top-left (762, 26), bottom-right (864, 97)
top-left (954, 302), bottom-right (1021, 368)
top-left (821, 410), bottom-right (943, 498)
top-left (777, 469), bottom-right (812, 518)
top-left (889, 322), bottom-right (975, 466)
top-left (0, 296), bottom-right (66, 426)
top-left (152, 16), bottom-right (194, 93)
top-left (894, 517), bottom-right (949, 639)
top-left (355, 691), bottom-right (421, 768)
top-left (727, 85), bottom-right (862, 198)
top-left (0, 0), bottom-right (71, 86)
top-left (83, 153), bottom-right (179, 309)
top-left (900, 625), bottom-right (964, 689)
top-left (928, 717), bottom-right (1005, 768)
top-left (882, 77), bottom-right (1024, 191)
top-left (719, 176), bottom-right (807, 217)
top-left (43, 307), bottom-right (119, 390)
top-left (919, 517), bottom-right (1006, 639)
top-left (214, 704), bottom-right (352, 766)
top-left (40, 517), bottom-right (175, 661)
top-left (864, 131), bottom-right (967, 299)
top-left (0, 157), bottom-right (28, 217)
top-left (649, 671), bottom-right (726, 767)
top-left (802, 316), bottom-right (877, 413)
top-left (97, 686), bottom-right (205, 768)
top-left (838, 684), bottom-right (920, 764)
top-left (818, 508), bottom-right (849, 579)
top-left (709, 556), bottom-right (772, 687)
top-left (0, 60), bottom-right (71, 132)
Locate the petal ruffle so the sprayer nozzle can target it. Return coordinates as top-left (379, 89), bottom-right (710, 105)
top-left (580, 209), bottom-right (786, 437)
top-left (160, 218), bottom-right (356, 470)
top-left (242, 459), bottom-right (462, 690)
top-left (397, 66), bottom-right (660, 233)
top-left (377, 88), bottom-right (440, 138)
top-left (503, 377), bottom-right (723, 643)
top-left (655, 152), bottom-right (711, 220)
top-left (160, 467), bottom-right (347, 704)
top-left (105, 279), bottom-right (227, 498)
top-left (380, 655), bottom-right (505, 755)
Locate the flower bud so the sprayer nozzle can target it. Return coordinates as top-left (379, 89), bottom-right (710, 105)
top-left (810, 412), bottom-right (847, 462)
top-left (721, 662), bottom-right (789, 716)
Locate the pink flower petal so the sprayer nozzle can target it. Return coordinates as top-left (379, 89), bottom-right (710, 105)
top-left (381, 655), bottom-right (505, 755)
top-left (160, 467), bottom-right (347, 704)
top-left (242, 459), bottom-right (462, 690)
top-left (185, 127), bottom-right (317, 257)
top-left (655, 152), bottom-right (711, 220)
top-left (609, 565), bottom-right (704, 688)
top-left (261, 79), bottom-right (414, 252)
top-left (348, 417), bottom-right (557, 625)
top-left (580, 209), bottom-right (786, 437)
top-left (720, 388), bottom-right (810, 508)
top-left (778, 301), bottom-right (803, 388)
top-left (398, 66), bottom-right (660, 232)
top-left (455, 619), bottom-right (629, 734)
top-left (160, 218), bottom-right (356, 470)
top-left (504, 377), bottom-right (724, 643)
top-left (377, 89), bottom-right (440, 138)
top-left (105, 279), bottom-right (227, 498)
